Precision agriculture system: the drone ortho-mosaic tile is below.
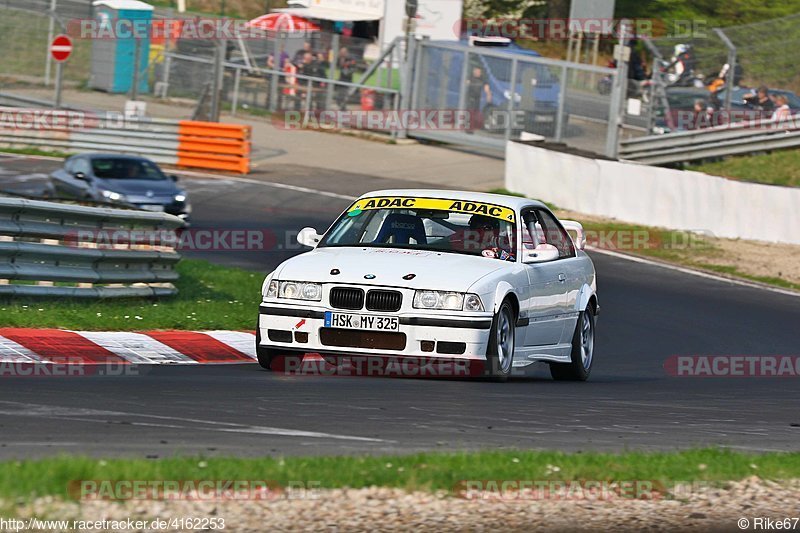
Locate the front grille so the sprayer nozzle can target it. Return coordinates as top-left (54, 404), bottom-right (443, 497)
top-left (320, 328), bottom-right (406, 351)
top-left (329, 287), bottom-right (364, 310)
top-left (366, 289), bottom-right (402, 312)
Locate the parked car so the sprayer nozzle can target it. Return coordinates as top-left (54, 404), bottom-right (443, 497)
top-left (257, 189), bottom-right (598, 381)
top-left (49, 154), bottom-right (191, 220)
top-left (423, 37), bottom-right (566, 136)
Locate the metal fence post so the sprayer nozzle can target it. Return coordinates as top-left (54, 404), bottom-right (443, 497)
top-left (714, 28), bottom-right (737, 116)
top-left (304, 78), bottom-right (312, 114)
top-left (605, 24), bottom-right (630, 158)
top-left (504, 58), bottom-right (518, 141)
top-left (398, 36), bottom-right (416, 140)
top-left (209, 38), bottom-right (226, 122)
top-left (231, 67), bottom-right (241, 116)
top-left (326, 33), bottom-right (340, 111)
top-left (554, 63), bottom-right (568, 142)
top-left (456, 49), bottom-right (469, 117)
top-left (269, 68), bottom-right (279, 111)
top-left (44, 0), bottom-right (57, 86)
top-left (131, 38), bottom-right (142, 101)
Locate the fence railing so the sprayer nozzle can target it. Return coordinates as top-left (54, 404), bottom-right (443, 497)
top-left (0, 196), bottom-right (183, 298)
top-left (0, 107), bottom-right (251, 173)
top-left (619, 114), bottom-right (800, 164)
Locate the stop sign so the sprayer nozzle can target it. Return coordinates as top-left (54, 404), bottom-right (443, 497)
top-left (50, 34), bottom-right (73, 63)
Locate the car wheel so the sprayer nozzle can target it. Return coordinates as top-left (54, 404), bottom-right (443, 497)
top-left (550, 305), bottom-right (595, 381)
top-left (255, 326), bottom-right (281, 370)
top-left (484, 299), bottom-right (516, 381)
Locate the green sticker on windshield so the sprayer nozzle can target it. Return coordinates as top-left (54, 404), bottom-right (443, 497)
top-left (348, 209), bottom-right (363, 217)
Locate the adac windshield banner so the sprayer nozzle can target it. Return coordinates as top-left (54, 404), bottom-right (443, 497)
top-left (348, 197), bottom-right (516, 223)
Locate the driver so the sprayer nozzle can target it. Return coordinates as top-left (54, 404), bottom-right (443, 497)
top-left (449, 214), bottom-right (514, 260)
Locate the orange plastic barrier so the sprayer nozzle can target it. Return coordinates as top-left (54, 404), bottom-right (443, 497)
top-left (177, 121), bottom-right (251, 174)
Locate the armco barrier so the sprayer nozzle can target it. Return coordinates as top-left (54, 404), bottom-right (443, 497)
top-left (0, 107), bottom-right (251, 174)
top-left (0, 196), bottom-right (184, 298)
top-left (619, 114), bottom-right (800, 165)
top-left (505, 140), bottom-right (800, 245)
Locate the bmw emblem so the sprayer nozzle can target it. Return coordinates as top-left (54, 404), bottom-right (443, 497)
top-left (146, 190), bottom-right (154, 198)
top-left (364, 274), bottom-right (376, 279)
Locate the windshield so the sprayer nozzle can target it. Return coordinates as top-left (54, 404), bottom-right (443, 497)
top-left (319, 197), bottom-right (517, 261)
top-left (91, 158), bottom-right (167, 181)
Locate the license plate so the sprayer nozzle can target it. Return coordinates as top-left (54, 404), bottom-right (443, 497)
top-left (324, 311), bottom-right (399, 331)
top-left (140, 204), bottom-right (165, 212)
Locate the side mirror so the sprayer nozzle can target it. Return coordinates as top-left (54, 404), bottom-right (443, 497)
top-left (169, 174), bottom-right (179, 182)
top-left (561, 220), bottom-right (586, 250)
top-left (522, 244), bottom-right (559, 264)
top-left (297, 227), bottom-right (322, 248)
top-left (74, 172), bottom-right (89, 182)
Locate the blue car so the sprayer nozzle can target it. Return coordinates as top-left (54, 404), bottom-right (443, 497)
top-left (423, 37), bottom-right (565, 135)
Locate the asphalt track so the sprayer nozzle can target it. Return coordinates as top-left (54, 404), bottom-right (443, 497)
top-left (0, 155), bottom-right (798, 458)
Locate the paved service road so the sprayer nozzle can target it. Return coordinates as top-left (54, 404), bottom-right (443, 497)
top-left (0, 155), bottom-right (798, 458)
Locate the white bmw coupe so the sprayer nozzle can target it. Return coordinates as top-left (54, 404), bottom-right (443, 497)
top-left (257, 190), bottom-right (598, 380)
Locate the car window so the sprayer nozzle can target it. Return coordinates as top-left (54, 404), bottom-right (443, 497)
top-left (91, 158), bottom-right (167, 181)
top-left (320, 198), bottom-right (517, 261)
top-left (523, 209), bottom-right (575, 259)
top-left (64, 158), bottom-right (75, 174)
top-left (73, 158), bottom-right (91, 175)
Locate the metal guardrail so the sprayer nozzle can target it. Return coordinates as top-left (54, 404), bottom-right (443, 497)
top-left (0, 103), bottom-right (252, 173)
top-left (0, 196), bottom-right (183, 298)
top-left (619, 114), bottom-right (800, 164)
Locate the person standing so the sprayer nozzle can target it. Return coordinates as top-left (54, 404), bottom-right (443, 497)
top-left (466, 66), bottom-right (491, 131)
top-left (336, 47), bottom-right (357, 110)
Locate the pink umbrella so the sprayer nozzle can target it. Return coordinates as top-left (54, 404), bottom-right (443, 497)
top-left (246, 13), bottom-right (320, 33)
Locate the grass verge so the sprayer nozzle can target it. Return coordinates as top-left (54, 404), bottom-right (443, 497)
top-left (0, 148), bottom-right (72, 159)
top-left (0, 449), bottom-right (798, 501)
top-left (690, 149), bottom-right (800, 188)
top-left (0, 259), bottom-right (263, 331)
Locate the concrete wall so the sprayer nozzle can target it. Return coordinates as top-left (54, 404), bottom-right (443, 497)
top-left (505, 141), bottom-right (800, 245)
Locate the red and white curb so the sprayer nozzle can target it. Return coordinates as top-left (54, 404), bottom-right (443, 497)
top-left (0, 329), bottom-right (257, 364)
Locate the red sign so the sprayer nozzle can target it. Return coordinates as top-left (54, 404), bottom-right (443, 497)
top-left (50, 34), bottom-right (73, 62)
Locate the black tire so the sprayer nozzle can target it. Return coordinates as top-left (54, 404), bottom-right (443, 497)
top-left (255, 326), bottom-right (281, 370)
top-left (550, 306), bottom-right (595, 381)
top-left (484, 299), bottom-right (516, 381)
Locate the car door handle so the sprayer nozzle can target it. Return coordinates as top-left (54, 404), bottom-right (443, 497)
top-left (558, 273), bottom-right (566, 283)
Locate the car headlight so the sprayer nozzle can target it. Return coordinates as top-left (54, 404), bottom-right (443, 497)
top-left (174, 194), bottom-right (187, 203)
top-left (413, 291), bottom-right (484, 311)
top-left (272, 280), bottom-right (322, 301)
top-left (263, 274), bottom-right (277, 298)
top-left (101, 190), bottom-right (125, 202)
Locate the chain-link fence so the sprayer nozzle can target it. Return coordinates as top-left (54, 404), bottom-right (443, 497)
top-left (638, 13), bottom-right (800, 135)
top-left (412, 40), bottom-right (619, 155)
top-left (0, 2), bottom-right (92, 84)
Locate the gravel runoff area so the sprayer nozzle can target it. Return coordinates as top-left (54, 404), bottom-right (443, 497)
top-left (8, 477), bottom-right (800, 532)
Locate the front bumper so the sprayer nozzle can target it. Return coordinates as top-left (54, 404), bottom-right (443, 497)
top-left (258, 303), bottom-right (493, 360)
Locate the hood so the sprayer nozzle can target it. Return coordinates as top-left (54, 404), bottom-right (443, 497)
top-left (275, 247), bottom-right (510, 292)
top-left (97, 178), bottom-right (179, 197)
